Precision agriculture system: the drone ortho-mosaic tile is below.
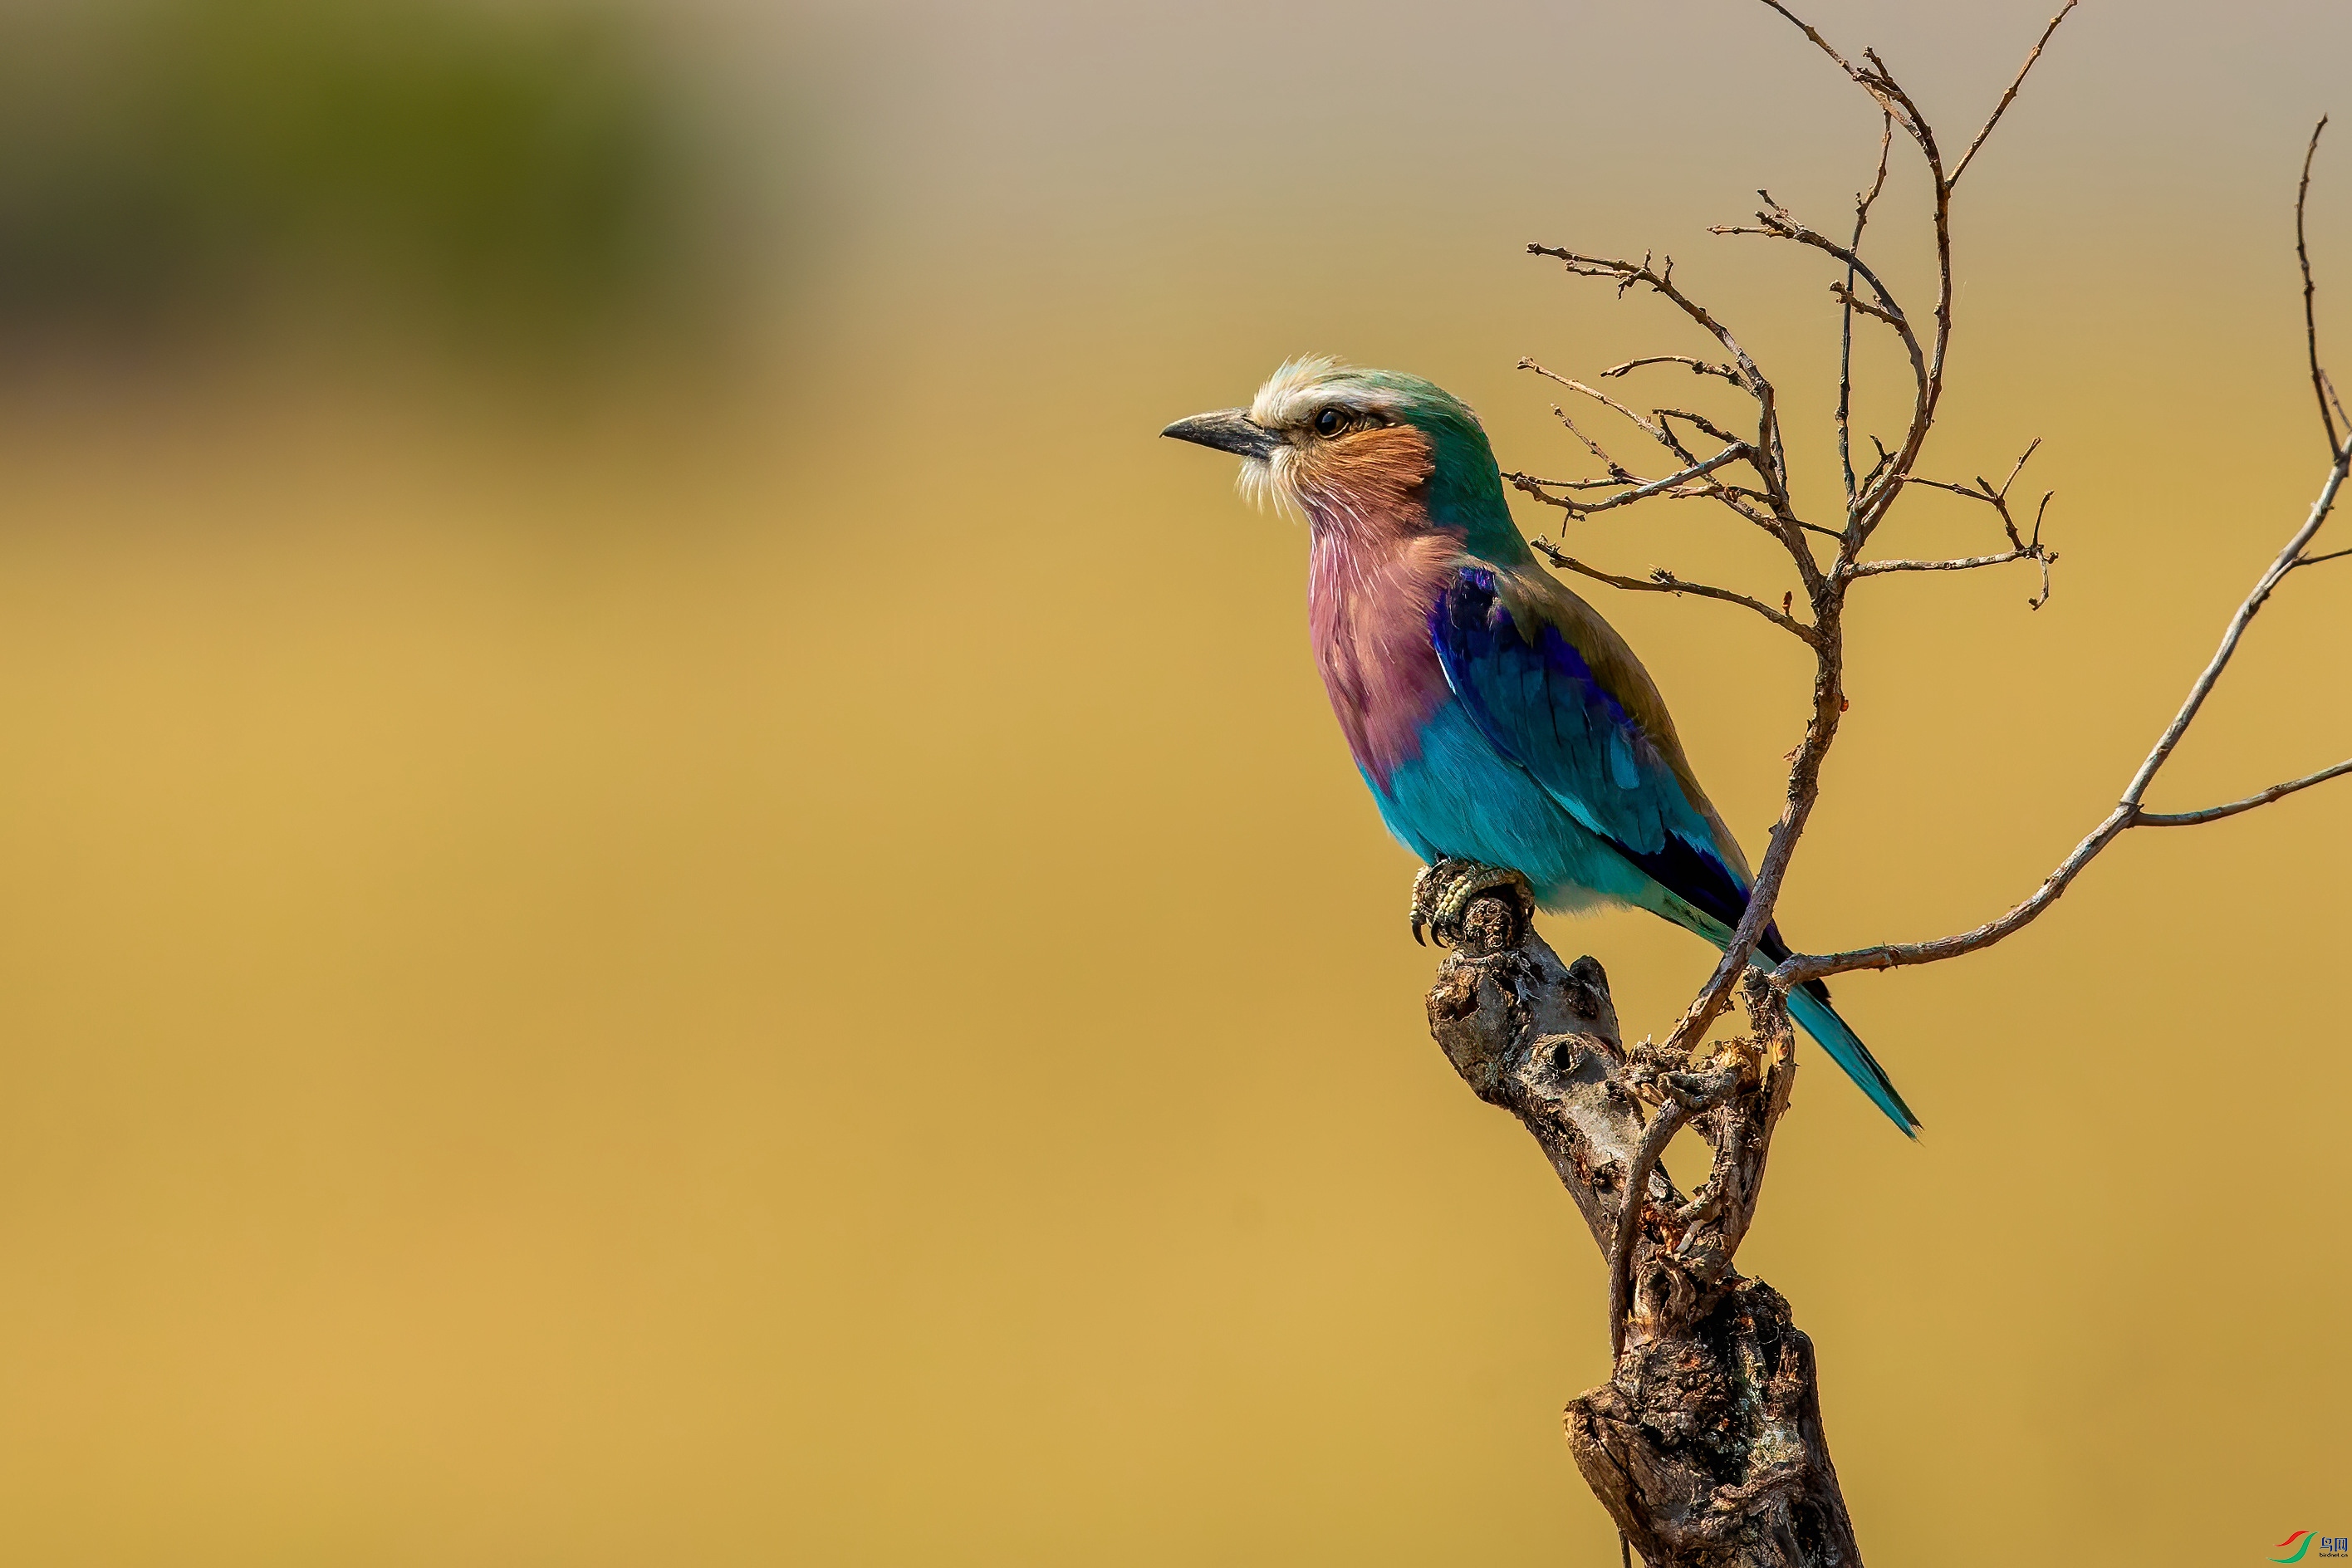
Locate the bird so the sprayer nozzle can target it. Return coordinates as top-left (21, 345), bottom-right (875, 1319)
top-left (1163, 356), bottom-right (1918, 1135)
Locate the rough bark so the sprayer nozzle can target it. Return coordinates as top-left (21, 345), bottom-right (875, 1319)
top-left (1423, 894), bottom-right (1860, 1568)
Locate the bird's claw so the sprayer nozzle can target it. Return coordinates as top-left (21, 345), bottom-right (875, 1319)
top-left (1410, 860), bottom-right (1444, 946)
top-left (1409, 857), bottom-right (1535, 949)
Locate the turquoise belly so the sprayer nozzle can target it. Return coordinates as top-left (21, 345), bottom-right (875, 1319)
top-left (1366, 698), bottom-right (1651, 914)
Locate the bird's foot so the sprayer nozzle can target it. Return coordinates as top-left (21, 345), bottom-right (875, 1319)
top-left (1410, 858), bottom-right (1536, 949)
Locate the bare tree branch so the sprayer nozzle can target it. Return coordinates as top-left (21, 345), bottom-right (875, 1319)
top-left (1608, 1090), bottom-right (1700, 1364)
top-left (1776, 435), bottom-right (2352, 987)
top-left (1518, 0), bottom-right (2313, 1097)
top-left (1825, 279), bottom-right (1906, 332)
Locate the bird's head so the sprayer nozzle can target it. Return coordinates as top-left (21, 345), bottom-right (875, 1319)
top-left (1162, 357), bottom-right (1526, 559)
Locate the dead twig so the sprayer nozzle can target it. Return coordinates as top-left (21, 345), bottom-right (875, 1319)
top-left (1845, 546), bottom-right (2053, 577)
top-left (1949, 2), bottom-right (2080, 189)
top-left (1527, 443), bottom-right (1752, 516)
top-left (1528, 540), bottom-right (1822, 644)
top-left (1599, 355), bottom-right (1741, 383)
top-left (1840, 111), bottom-right (1896, 502)
top-left (2300, 119), bottom-right (2336, 458)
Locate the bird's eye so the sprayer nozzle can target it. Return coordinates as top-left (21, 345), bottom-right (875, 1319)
top-left (1313, 407), bottom-right (1348, 438)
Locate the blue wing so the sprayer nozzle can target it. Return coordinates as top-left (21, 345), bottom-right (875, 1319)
top-left (1428, 565), bottom-right (1759, 941)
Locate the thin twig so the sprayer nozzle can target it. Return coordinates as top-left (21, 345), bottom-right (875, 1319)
top-left (1754, 0), bottom-right (1884, 107)
top-left (1845, 546), bottom-right (2054, 576)
top-left (1997, 438), bottom-right (2044, 492)
top-left (1821, 282), bottom-right (1901, 334)
top-left (1564, 378), bottom-right (1682, 453)
top-left (1505, 473), bottom-right (1640, 492)
top-left (2300, 118), bottom-right (2339, 458)
top-left (1600, 355), bottom-right (1742, 383)
top-left (1948, 2), bottom-right (2079, 189)
top-left (1530, 387), bottom-right (1639, 483)
top-left (2119, 453), bottom-right (2345, 806)
top-left (1840, 112), bottom-right (1895, 504)
top-left (1530, 541), bottom-right (1822, 644)
top-left (2027, 495), bottom-right (2057, 607)
top-left (1658, 406), bottom-right (1743, 448)
top-left (1542, 444), bottom-right (1752, 516)
top-left (2136, 759), bottom-right (2352, 826)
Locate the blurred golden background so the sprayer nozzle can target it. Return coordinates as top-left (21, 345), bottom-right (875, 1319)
top-left (0, 0), bottom-right (2343, 1562)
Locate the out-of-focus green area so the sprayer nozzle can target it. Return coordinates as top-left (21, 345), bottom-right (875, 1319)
top-left (0, 0), bottom-right (746, 358)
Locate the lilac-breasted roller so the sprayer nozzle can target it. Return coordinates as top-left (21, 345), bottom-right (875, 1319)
top-left (1165, 357), bottom-right (1918, 1134)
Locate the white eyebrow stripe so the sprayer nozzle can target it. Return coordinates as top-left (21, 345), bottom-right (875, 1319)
top-left (1249, 355), bottom-right (1407, 430)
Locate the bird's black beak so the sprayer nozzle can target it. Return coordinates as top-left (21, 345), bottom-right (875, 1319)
top-left (1161, 409), bottom-right (1282, 459)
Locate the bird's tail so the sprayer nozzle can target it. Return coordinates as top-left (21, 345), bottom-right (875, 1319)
top-left (1783, 984), bottom-right (1920, 1139)
top-left (1633, 883), bottom-right (1919, 1135)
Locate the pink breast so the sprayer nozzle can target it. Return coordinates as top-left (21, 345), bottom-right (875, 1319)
top-left (1308, 531), bottom-right (1460, 786)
